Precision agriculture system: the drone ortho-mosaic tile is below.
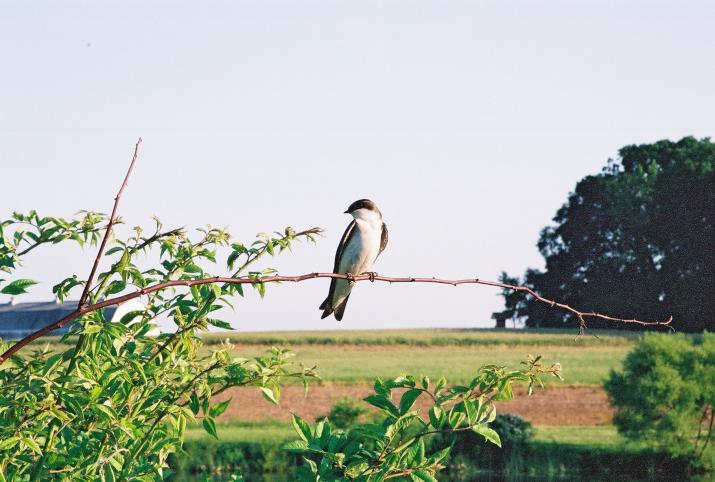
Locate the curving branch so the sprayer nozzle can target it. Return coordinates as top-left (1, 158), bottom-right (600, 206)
top-left (0, 271), bottom-right (673, 364)
top-left (0, 138), bottom-right (673, 365)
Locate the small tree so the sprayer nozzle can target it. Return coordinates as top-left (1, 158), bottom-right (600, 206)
top-left (0, 208), bottom-right (321, 480)
top-left (605, 333), bottom-right (715, 467)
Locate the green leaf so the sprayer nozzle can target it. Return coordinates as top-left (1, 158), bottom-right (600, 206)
top-left (105, 280), bottom-right (126, 295)
top-left (303, 457), bottom-right (318, 474)
top-left (227, 251), bottom-right (240, 270)
top-left (428, 406), bottom-right (445, 429)
top-left (412, 470), bottom-right (438, 482)
top-left (434, 376), bottom-right (447, 394)
top-left (104, 246), bottom-right (124, 256)
top-left (83, 324), bottom-right (102, 334)
top-left (255, 282), bottom-right (266, 299)
top-left (0, 436), bottom-right (19, 451)
top-left (208, 319), bottom-right (233, 330)
top-left (184, 262), bottom-right (203, 274)
top-left (260, 387), bottom-right (279, 405)
top-left (209, 399), bottom-right (231, 418)
top-left (119, 310), bottom-right (144, 325)
top-left (282, 440), bottom-right (310, 453)
top-left (189, 392), bottom-right (200, 415)
top-left (202, 417), bottom-right (218, 440)
top-left (448, 408), bottom-right (465, 429)
top-left (472, 424), bottom-right (501, 447)
top-left (292, 414), bottom-right (312, 443)
top-left (426, 446), bottom-right (451, 465)
top-left (465, 399), bottom-right (477, 424)
top-left (42, 353), bottom-right (64, 376)
top-left (363, 394), bottom-right (400, 418)
top-left (399, 389), bottom-right (422, 414)
top-left (1, 278), bottom-right (38, 295)
top-left (21, 436), bottom-right (42, 454)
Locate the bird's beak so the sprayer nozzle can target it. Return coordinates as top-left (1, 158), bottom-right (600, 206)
top-left (344, 210), bottom-right (350, 214)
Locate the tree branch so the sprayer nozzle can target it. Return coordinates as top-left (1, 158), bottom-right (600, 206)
top-left (0, 271), bottom-right (673, 365)
top-left (76, 138), bottom-right (142, 308)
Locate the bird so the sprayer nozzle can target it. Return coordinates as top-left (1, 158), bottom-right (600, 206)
top-left (319, 199), bottom-right (388, 321)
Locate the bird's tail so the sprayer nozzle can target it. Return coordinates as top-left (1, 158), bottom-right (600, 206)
top-left (319, 294), bottom-right (350, 320)
top-left (333, 295), bottom-right (350, 321)
top-left (319, 296), bottom-right (333, 319)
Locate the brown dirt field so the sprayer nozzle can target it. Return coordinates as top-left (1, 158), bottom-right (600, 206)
top-left (215, 385), bottom-right (613, 426)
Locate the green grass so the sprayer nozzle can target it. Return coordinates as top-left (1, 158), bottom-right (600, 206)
top-left (187, 421), bottom-right (629, 447)
top-left (26, 328), bottom-right (634, 385)
top-left (177, 422), bottom-right (693, 481)
top-left (533, 425), bottom-right (630, 448)
top-left (203, 328), bottom-right (642, 348)
top-left (185, 420), bottom-right (294, 443)
top-left (225, 343), bottom-right (628, 386)
top-left (206, 328), bottom-right (638, 386)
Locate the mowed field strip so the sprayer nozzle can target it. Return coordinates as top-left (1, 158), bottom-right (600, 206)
top-left (199, 328), bottom-right (637, 426)
top-left (223, 343), bottom-right (628, 386)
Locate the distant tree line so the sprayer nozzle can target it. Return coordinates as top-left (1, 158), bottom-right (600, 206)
top-left (500, 137), bottom-right (714, 331)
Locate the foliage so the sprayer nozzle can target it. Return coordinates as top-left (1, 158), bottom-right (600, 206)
top-left (325, 398), bottom-right (370, 430)
top-left (169, 437), bottom-right (299, 480)
top-left (487, 414), bottom-right (533, 446)
top-left (501, 136), bottom-right (714, 331)
top-left (604, 333), bottom-right (715, 465)
top-left (0, 210), bottom-right (320, 480)
top-left (431, 413), bottom-right (532, 480)
top-left (168, 422), bottom-right (689, 481)
top-left (211, 342), bottom-right (617, 387)
top-left (284, 356), bottom-right (562, 481)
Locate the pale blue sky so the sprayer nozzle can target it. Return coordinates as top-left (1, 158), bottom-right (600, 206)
top-left (1, 1), bottom-right (713, 331)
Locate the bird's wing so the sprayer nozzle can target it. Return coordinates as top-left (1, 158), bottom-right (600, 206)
top-left (377, 222), bottom-right (388, 258)
top-left (333, 220), bottom-right (357, 273)
top-left (322, 220), bottom-right (357, 308)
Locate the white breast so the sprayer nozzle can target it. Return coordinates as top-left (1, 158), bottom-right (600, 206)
top-left (338, 218), bottom-right (381, 275)
top-left (330, 210), bottom-right (383, 309)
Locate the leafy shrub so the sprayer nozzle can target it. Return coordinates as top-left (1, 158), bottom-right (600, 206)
top-left (0, 210), bottom-right (319, 480)
top-left (605, 332), bottom-right (715, 467)
top-left (285, 357), bottom-right (562, 481)
top-left (324, 397), bottom-right (369, 430)
top-left (488, 414), bottom-right (533, 446)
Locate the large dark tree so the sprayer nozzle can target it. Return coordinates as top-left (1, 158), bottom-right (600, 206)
top-left (501, 137), bottom-right (714, 331)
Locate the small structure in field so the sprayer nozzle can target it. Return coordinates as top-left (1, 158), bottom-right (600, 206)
top-left (0, 298), bottom-right (152, 341)
top-left (491, 311), bottom-right (510, 329)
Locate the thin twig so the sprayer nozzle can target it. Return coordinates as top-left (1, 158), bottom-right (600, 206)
top-left (0, 272), bottom-right (673, 365)
top-left (77, 138), bottom-right (142, 308)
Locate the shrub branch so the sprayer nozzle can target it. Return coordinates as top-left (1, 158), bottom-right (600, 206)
top-left (0, 271), bottom-right (672, 364)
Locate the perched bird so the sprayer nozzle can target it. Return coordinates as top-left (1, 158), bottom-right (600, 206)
top-left (319, 199), bottom-right (388, 320)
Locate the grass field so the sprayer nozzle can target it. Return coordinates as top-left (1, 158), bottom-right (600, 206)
top-left (186, 420), bottom-right (294, 443)
top-left (29, 328), bottom-right (634, 385)
top-left (217, 329), bottom-right (637, 386)
top-left (533, 425), bottom-right (627, 447)
top-left (224, 341), bottom-right (630, 386)
top-left (166, 330), bottom-right (698, 480)
top-left (185, 420), bottom-right (625, 447)
top-left (202, 328), bottom-right (641, 347)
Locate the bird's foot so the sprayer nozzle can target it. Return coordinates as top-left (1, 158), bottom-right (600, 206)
top-left (345, 273), bottom-right (356, 283)
top-left (362, 271), bottom-right (379, 282)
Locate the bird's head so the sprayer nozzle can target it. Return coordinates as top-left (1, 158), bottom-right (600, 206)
top-left (345, 199), bottom-right (382, 220)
